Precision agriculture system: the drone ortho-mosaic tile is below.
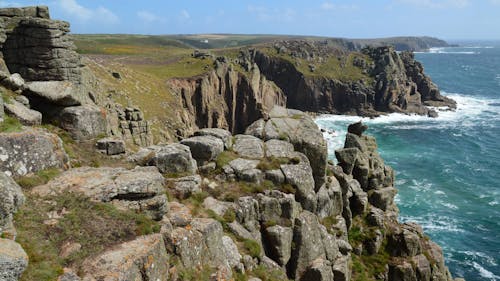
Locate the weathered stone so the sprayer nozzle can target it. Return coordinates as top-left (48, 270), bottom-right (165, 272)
top-left (235, 196), bottom-right (260, 233)
top-left (59, 242), bottom-right (81, 259)
top-left (316, 176), bottom-right (343, 219)
top-left (233, 134), bottom-right (265, 158)
top-left (265, 139), bottom-right (295, 158)
top-left (1, 73), bottom-right (24, 91)
top-left (222, 235), bottom-right (242, 269)
top-left (0, 238), bottom-right (28, 281)
top-left (96, 137), bottom-right (125, 155)
top-left (412, 254), bottom-right (432, 281)
top-left (167, 202), bottom-right (192, 227)
top-left (265, 169), bottom-right (285, 184)
top-left (387, 225), bottom-right (422, 257)
top-left (82, 234), bottom-right (169, 281)
top-left (33, 166), bottom-right (167, 219)
top-left (332, 254), bottom-right (351, 281)
top-left (24, 81), bottom-right (82, 106)
top-left (181, 135), bottom-right (224, 165)
top-left (228, 158), bottom-right (263, 182)
top-left (0, 173), bottom-right (24, 236)
top-left (59, 105), bottom-right (106, 141)
top-left (258, 194), bottom-right (282, 224)
top-left (389, 261), bottom-right (417, 281)
top-left (165, 218), bottom-right (232, 279)
top-left (145, 144), bottom-right (198, 175)
top-left (366, 206), bottom-right (385, 227)
top-left (194, 128), bottom-right (233, 149)
top-left (0, 128), bottom-right (69, 176)
top-left (281, 163), bottom-right (316, 212)
top-left (368, 186), bottom-right (397, 211)
top-left (264, 225), bottom-right (293, 266)
top-left (288, 211), bottom-right (327, 280)
top-left (301, 258), bottom-right (334, 281)
top-left (203, 196), bottom-right (234, 217)
top-left (347, 121), bottom-right (368, 136)
top-left (167, 175), bottom-right (201, 199)
top-left (335, 147), bottom-right (359, 175)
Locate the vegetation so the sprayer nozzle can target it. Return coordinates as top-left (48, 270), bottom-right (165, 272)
top-left (243, 239), bottom-right (261, 258)
top-left (15, 168), bottom-right (61, 189)
top-left (0, 115), bottom-right (22, 133)
top-left (14, 192), bottom-right (160, 281)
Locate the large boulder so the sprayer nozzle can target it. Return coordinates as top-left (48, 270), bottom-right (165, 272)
top-left (316, 176), bottom-right (343, 219)
top-left (0, 128), bottom-right (69, 177)
top-left (194, 128), bottom-right (233, 149)
top-left (58, 105), bottom-right (107, 141)
top-left (0, 173), bottom-right (24, 236)
top-left (96, 137), bottom-right (125, 155)
top-left (132, 144), bottom-right (198, 175)
top-left (0, 238), bottom-right (28, 281)
top-left (233, 134), bottom-right (265, 159)
top-left (245, 106), bottom-right (327, 190)
top-left (167, 175), bottom-right (201, 199)
top-left (263, 225), bottom-right (293, 266)
top-left (180, 135), bottom-right (224, 165)
top-left (24, 81), bottom-right (82, 106)
top-left (82, 234), bottom-right (169, 281)
top-left (164, 218), bottom-right (234, 279)
top-left (281, 163), bottom-right (316, 212)
top-left (4, 99), bottom-right (42, 125)
top-left (288, 211), bottom-right (338, 280)
top-left (32, 166), bottom-right (167, 220)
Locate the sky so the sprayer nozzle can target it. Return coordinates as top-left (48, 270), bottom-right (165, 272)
top-left (1, 0), bottom-right (500, 40)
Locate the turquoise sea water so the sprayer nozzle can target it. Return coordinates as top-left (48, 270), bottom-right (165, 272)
top-left (315, 42), bottom-right (500, 281)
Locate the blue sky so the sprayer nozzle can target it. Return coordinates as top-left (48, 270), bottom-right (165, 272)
top-left (1, 0), bottom-right (499, 39)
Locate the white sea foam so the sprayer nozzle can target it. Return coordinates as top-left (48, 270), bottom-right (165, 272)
top-left (399, 215), bottom-right (465, 233)
top-left (461, 250), bottom-right (498, 266)
top-left (472, 262), bottom-right (500, 280)
top-left (427, 47), bottom-right (479, 54)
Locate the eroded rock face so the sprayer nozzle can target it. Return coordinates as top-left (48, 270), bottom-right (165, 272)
top-left (0, 128), bottom-right (69, 176)
top-left (246, 106), bottom-right (328, 190)
top-left (168, 60), bottom-right (286, 137)
top-left (0, 238), bottom-right (29, 281)
top-left (58, 105), bottom-right (107, 141)
top-left (0, 173), bottom-right (24, 236)
top-left (82, 234), bottom-right (169, 281)
top-left (130, 143), bottom-right (198, 175)
top-left (32, 166), bottom-right (167, 220)
top-left (4, 99), bottom-right (42, 125)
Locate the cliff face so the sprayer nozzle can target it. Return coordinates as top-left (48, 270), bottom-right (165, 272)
top-left (168, 59), bottom-right (286, 135)
top-left (245, 43), bottom-right (456, 117)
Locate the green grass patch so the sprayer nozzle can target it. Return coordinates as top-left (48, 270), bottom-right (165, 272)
top-left (15, 168), bottom-right (61, 190)
top-left (0, 115), bottom-right (22, 133)
top-left (14, 192), bottom-right (160, 281)
top-left (256, 157), bottom-right (291, 171)
top-left (215, 150), bottom-right (239, 169)
top-left (243, 239), bottom-right (261, 258)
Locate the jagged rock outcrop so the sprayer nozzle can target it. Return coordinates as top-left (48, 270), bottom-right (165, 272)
top-left (0, 238), bottom-right (28, 281)
top-left (32, 166), bottom-right (168, 220)
top-left (238, 43), bottom-right (455, 118)
top-left (0, 172), bottom-right (24, 237)
top-left (168, 58), bottom-right (286, 136)
top-left (130, 143), bottom-right (198, 175)
top-left (105, 102), bottom-right (153, 147)
top-left (0, 128), bottom-right (69, 177)
top-left (82, 234), bottom-right (169, 281)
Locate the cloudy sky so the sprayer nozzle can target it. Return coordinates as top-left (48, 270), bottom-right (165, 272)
top-left (1, 0), bottom-right (499, 39)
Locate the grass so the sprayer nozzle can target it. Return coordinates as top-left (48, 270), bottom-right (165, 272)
top-left (243, 239), bottom-right (261, 258)
top-left (256, 157), bottom-right (292, 171)
top-left (15, 168), bottom-right (61, 189)
top-left (14, 192), bottom-right (160, 281)
top-left (0, 115), bottom-right (23, 133)
top-left (215, 150), bottom-right (239, 169)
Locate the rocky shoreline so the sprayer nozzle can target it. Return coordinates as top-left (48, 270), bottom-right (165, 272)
top-left (0, 6), bottom-right (463, 281)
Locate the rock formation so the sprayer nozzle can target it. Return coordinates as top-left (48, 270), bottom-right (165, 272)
top-left (168, 57), bottom-right (286, 135)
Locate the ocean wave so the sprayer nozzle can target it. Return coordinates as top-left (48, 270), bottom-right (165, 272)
top-left (472, 262), bottom-right (500, 280)
top-left (399, 215), bottom-right (465, 233)
top-left (427, 47), bottom-right (479, 54)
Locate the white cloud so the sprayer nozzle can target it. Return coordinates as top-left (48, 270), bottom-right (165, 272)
top-left (57, 0), bottom-right (119, 24)
top-left (137, 10), bottom-right (166, 24)
top-left (397, 0), bottom-right (469, 8)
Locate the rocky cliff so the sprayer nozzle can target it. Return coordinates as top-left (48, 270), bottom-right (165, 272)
top-left (167, 57), bottom-right (286, 135)
top-left (245, 41), bottom-right (456, 117)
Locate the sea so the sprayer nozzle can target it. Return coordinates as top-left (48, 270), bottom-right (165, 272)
top-left (315, 41), bottom-right (500, 281)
